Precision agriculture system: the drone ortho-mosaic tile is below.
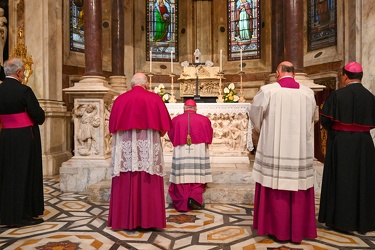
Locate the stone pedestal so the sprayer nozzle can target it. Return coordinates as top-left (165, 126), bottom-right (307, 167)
top-left (60, 76), bottom-right (119, 192)
top-left (40, 100), bottom-right (72, 176)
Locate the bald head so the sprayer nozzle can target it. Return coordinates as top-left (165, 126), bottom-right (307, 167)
top-left (276, 61), bottom-right (295, 80)
top-left (131, 73), bottom-right (149, 88)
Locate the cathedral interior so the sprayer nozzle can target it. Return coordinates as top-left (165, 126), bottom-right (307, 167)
top-left (1, 0), bottom-right (375, 249)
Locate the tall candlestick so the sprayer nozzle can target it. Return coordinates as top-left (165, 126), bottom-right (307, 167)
top-left (169, 74), bottom-right (176, 103)
top-left (171, 51), bottom-right (173, 74)
top-left (149, 50), bottom-right (152, 73)
top-left (240, 49), bottom-right (243, 72)
top-left (220, 49), bottom-right (223, 72)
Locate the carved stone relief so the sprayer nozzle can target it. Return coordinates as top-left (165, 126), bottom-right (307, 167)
top-left (104, 102), bottom-right (113, 156)
top-left (164, 103), bottom-right (252, 156)
top-left (74, 103), bottom-right (101, 156)
top-left (178, 66), bottom-right (222, 97)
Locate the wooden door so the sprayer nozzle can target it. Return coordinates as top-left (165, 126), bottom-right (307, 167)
top-left (314, 77), bottom-right (336, 162)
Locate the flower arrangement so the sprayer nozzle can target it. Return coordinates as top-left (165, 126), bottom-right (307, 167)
top-left (223, 83), bottom-right (240, 103)
top-left (154, 84), bottom-right (171, 103)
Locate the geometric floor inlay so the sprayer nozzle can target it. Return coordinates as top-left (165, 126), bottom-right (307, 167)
top-left (1, 177), bottom-right (375, 249)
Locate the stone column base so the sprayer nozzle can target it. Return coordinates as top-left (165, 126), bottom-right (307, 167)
top-left (109, 75), bottom-right (127, 94)
top-left (60, 158), bottom-right (111, 193)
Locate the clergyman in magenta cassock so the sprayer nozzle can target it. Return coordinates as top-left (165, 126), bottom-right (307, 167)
top-left (107, 73), bottom-right (172, 230)
top-left (249, 61), bottom-right (317, 243)
top-left (168, 99), bottom-right (213, 211)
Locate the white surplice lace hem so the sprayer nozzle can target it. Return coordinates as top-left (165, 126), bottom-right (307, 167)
top-left (111, 129), bottom-right (165, 177)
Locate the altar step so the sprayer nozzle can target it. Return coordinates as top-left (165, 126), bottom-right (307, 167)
top-left (87, 160), bottom-right (255, 204)
top-left (86, 177), bottom-right (253, 204)
top-left (86, 159), bottom-right (324, 204)
top-left (164, 162), bottom-right (255, 204)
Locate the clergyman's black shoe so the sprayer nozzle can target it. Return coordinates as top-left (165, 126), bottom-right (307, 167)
top-left (4, 224), bottom-right (21, 228)
top-left (328, 227), bottom-right (354, 235)
top-left (4, 218), bottom-right (44, 228)
top-left (188, 198), bottom-right (204, 210)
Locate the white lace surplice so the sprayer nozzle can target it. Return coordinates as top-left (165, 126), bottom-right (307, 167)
top-left (111, 129), bottom-right (165, 177)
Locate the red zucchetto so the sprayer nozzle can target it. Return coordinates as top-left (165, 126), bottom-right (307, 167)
top-left (344, 61), bottom-right (363, 73)
top-left (184, 99), bottom-right (197, 107)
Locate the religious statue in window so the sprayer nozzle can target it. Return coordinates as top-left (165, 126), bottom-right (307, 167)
top-left (227, 0), bottom-right (260, 61)
top-left (154, 0), bottom-right (171, 42)
top-left (147, 0), bottom-right (177, 62)
top-left (307, 0), bottom-right (337, 51)
top-left (234, 0), bottom-right (253, 41)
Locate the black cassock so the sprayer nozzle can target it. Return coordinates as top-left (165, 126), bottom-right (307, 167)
top-left (318, 83), bottom-right (375, 234)
top-left (0, 78), bottom-right (45, 225)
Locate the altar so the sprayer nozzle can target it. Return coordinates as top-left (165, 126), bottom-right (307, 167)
top-left (178, 65), bottom-right (223, 99)
top-left (164, 103), bottom-right (253, 165)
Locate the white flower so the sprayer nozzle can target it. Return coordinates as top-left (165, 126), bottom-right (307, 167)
top-left (205, 60), bottom-right (214, 67)
top-left (233, 95), bottom-right (240, 102)
top-left (224, 87), bottom-right (230, 94)
top-left (228, 83), bottom-right (235, 90)
top-left (158, 84), bottom-right (165, 89)
top-left (181, 61), bottom-right (190, 67)
top-left (164, 93), bottom-right (170, 100)
top-left (154, 86), bottom-right (160, 93)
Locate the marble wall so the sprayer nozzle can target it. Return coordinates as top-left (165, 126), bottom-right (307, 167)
top-left (358, 0), bottom-right (375, 93)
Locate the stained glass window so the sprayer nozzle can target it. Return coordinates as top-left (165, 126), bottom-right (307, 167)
top-left (147, 0), bottom-right (178, 62)
top-left (227, 0), bottom-right (260, 61)
top-left (307, 0), bottom-right (337, 51)
top-left (70, 0), bottom-right (85, 52)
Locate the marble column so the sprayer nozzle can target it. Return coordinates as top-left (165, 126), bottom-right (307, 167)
top-left (109, 0), bottom-right (127, 94)
top-left (284, 0), bottom-right (304, 73)
top-left (111, 0), bottom-right (124, 76)
top-left (84, 0), bottom-right (102, 76)
top-left (271, 0), bottom-right (284, 72)
top-left (270, 0), bottom-right (325, 91)
top-left (61, 0), bottom-right (119, 192)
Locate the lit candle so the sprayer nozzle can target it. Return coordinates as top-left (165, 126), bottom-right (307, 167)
top-left (149, 50), bottom-right (152, 73)
top-left (240, 49), bottom-right (243, 72)
top-left (171, 51), bottom-right (173, 74)
top-left (220, 49), bottom-right (223, 72)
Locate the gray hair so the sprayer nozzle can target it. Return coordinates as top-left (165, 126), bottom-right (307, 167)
top-left (4, 58), bottom-right (24, 76)
top-left (130, 73), bottom-right (148, 87)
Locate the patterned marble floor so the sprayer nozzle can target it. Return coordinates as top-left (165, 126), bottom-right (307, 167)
top-left (1, 177), bottom-right (375, 250)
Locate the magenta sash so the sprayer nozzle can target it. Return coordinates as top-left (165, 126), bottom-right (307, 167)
top-left (0, 112), bottom-right (34, 128)
top-left (332, 122), bottom-right (372, 132)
